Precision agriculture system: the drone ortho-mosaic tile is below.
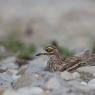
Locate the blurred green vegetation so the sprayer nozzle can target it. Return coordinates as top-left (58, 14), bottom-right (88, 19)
top-left (0, 32), bottom-right (36, 58)
top-left (49, 40), bottom-right (74, 56)
top-left (59, 47), bottom-right (74, 56)
top-left (1, 39), bottom-right (36, 57)
top-left (0, 31), bottom-right (74, 58)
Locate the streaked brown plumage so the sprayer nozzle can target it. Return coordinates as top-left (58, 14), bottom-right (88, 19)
top-left (36, 46), bottom-right (95, 72)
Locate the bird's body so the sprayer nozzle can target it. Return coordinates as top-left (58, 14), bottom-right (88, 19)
top-left (46, 54), bottom-right (64, 72)
top-left (36, 46), bottom-right (95, 72)
top-left (46, 53), bottom-right (85, 72)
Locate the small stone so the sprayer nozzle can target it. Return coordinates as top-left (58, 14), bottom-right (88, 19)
top-left (26, 56), bottom-right (47, 73)
top-left (14, 74), bottom-right (33, 89)
top-left (18, 87), bottom-right (44, 95)
top-left (34, 74), bottom-right (43, 80)
top-left (45, 77), bottom-right (61, 90)
top-left (0, 73), bottom-right (13, 88)
top-left (88, 79), bottom-right (95, 89)
top-left (17, 87), bottom-right (29, 95)
top-left (81, 81), bottom-right (87, 85)
top-left (17, 65), bottom-right (27, 75)
top-left (77, 66), bottom-right (95, 76)
top-left (0, 87), bottom-right (5, 95)
top-left (60, 71), bottom-right (73, 80)
top-left (3, 89), bottom-right (18, 95)
top-left (42, 90), bottom-right (50, 95)
top-left (1, 57), bottom-right (18, 70)
top-left (29, 87), bottom-right (44, 95)
top-left (72, 72), bottom-right (80, 79)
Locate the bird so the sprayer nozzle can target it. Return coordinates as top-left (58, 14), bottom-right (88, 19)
top-left (36, 45), bottom-right (95, 72)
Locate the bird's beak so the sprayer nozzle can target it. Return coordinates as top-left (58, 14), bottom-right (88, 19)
top-left (35, 53), bottom-right (48, 56)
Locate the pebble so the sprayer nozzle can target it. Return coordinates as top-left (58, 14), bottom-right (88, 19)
top-left (60, 71), bottom-right (74, 80)
top-left (0, 87), bottom-right (5, 95)
top-left (77, 66), bottom-right (95, 76)
top-left (68, 80), bottom-right (90, 93)
top-left (17, 65), bottom-right (27, 75)
top-left (72, 72), bottom-right (80, 79)
top-left (18, 87), bottom-right (44, 95)
top-left (0, 57), bottom-right (18, 70)
top-left (88, 79), bottom-right (95, 89)
top-left (14, 74), bottom-right (33, 89)
top-left (0, 79), bottom-right (11, 88)
top-left (29, 87), bottom-right (44, 95)
top-left (3, 89), bottom-right (18, 95)
top-left (26, 56), bottom-right (47, 73)
top-left (81, 81), bottom-right (87, 85)
top-left (13, 89), bottom-right (48, 95)
top-left (45, 77), bottom-right (61, 90)
top-left (0, 73), bottom-right (14, 88)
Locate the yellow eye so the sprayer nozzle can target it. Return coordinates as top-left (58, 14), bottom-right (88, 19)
top-left (45, 47), bottom-right (54, 52)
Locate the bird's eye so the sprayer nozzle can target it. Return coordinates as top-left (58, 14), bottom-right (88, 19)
top-left (45, 47), bottom-right (54, 52)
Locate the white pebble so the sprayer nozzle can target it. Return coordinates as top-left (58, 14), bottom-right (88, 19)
top-left (18, 87), bottom-right (43, 95)
top-left (81, 81), bottom-right (87, 85)
top-left (72, 72), bottom-right (80, 79)
top-left (77, 66), bottom-right (95, 76)
top-left (18, 87), bottom-right (31, 95)
top-left (88, 79), bottom-right (95, 89)
top-left (3, 89), bottom-right (18, 95)
top-left (30, 87), bottom-right (44, 95)
top-left (45, 77), bottom-right (61, 90)
top-left (60, 71), bottom-right (73, 80)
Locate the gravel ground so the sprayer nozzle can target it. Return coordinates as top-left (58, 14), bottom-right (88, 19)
top-left (0, 50), bottom-right (95, 95)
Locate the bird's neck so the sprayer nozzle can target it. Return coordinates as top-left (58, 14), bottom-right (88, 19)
top-left (49, 53), bottom-right (61, 61)
top-left (50, 54), bottom-right (58, 59)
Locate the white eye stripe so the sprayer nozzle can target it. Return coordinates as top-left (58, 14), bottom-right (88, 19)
top-left (48, 47), bottom-right (53, 50)
top-left (45, 46), bottom-right (56, 53)
top-left (47, 47), bottom-right (54, 52)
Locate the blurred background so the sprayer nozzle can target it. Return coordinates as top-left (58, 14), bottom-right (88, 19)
top-left (0, 0), bottom-right (95, 57)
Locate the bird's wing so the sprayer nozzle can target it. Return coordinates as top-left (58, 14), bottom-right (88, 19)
top-left (60, 56), bottom-right (82, 71)
top-left (83, 54), bottom-right (95, 66)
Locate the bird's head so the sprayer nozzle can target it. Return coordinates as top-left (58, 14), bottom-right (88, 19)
top-left (36, 45), bottom-right (59, 56)
top-left (45, 46), bottom-right (57, 54)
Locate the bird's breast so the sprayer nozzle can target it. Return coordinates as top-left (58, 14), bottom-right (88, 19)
top-left (47, 55), bottom-right (64, 72)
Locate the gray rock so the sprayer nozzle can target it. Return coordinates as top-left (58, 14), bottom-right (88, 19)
top-left (67, 80), bottom-right (92, 95)
top-left (25, 56), bottom-right (48, 74)
top-left (3, 89), bottom-right (18, 95)
top-left (0, 57), bottom-right (18, 70)
top-left (60, 71), bottom-right (74, 80)
top-left (77, 66), bottom-right (95, 74)
top-left (81, 81), bottom-right (87, 86)
top-left (14, 74), bottom-right (33, 89)
top-left (45, 77), bottom-right (61, 90)
top-left (18, 87), bottom-right (44, 95)
top-left (14, 73), bottom-right (44, 89)
top-left (17, 65), bottom-right (28, 75)
top-left (72, 72), bottom-right (80, 79)
top-left (0, 72), bottom-right (16, 88)
top-left (77, 66), bottom-right (95, 81)
top-left (0, 78), bottom-right (11, 88)
top-left (88, 79), bottom-right (95, 89)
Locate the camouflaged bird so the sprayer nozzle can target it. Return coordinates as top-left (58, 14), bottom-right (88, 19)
top-left (36, 46), bottom-right (95, 72)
